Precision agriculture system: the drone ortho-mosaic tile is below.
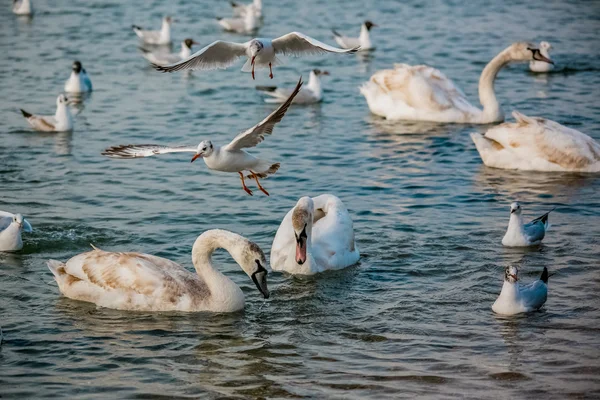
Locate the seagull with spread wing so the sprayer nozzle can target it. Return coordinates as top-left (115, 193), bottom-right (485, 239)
top-left (152, 32), bottom-right (359, 80)
top-left (102, 78), bottom-right (302, 196)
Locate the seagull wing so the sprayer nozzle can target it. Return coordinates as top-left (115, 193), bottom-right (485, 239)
top-left (224, 78), bottom-right (303, 151)
top-left (272, 32), bottom-right (359, 56)
top-left (153, 40), bottom-right (248, 73)
top-left (102, 144), bottom-right (197, 159)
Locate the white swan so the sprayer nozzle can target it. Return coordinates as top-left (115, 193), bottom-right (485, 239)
top-left (471, 111), bottom-right (600, 172)
top-left (271, 194), bottom-right (360, 275)
top-left (360, 42), bottom-right (553, 123)
top-left (530, 41), bottom-right (553, 73)
top-left (0, 211), bottom-right (33, 252)
top-left (47, 229), bottom-right (270, 312)
top-left (492, 266), bottom-right (548, 315)
top-left (502, 202), bottom-right (553, 247)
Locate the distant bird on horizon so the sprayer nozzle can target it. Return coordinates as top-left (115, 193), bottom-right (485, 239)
top-left (64, 61), bottom-right (92, 93)
top-left (102, 78), bottom-right (303, 196)
top-left (492, 266), bottom-right (549, 315)
top-left (20, 94), bottom-right (73, 132)
top-left (152, 32), bottom-right (358, 80)
top-left (132, 16), bottom-right (173, 45)
top-left (332, 20), bottom-right (377, 51)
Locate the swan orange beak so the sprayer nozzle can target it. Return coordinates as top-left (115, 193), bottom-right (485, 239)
top-left (295, 225), bottom-right (307, 265)
top-left (191, 153), bottom-right (202, 163)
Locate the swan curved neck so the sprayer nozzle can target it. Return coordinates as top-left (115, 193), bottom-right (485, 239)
top-left (478, 49), bottom-right (510, 122)
top-left (191, 230), bottom-right (240, 274)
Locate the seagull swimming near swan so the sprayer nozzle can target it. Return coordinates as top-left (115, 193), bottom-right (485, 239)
top-left (102, 78), bottom-right (302, 196)
top-left (64, 61), bottom-right (92, 93)
top-left (256, 69), bottom-right (328, 104)
top-left (152, 32), bottom-right (358, 80)
top-left (492, 266), bottom-right (549, 315)
top-left (270, 194), bottom-right (360, 275)
top-left (132, 16), bottom-right (173, 45)
top-left (20, 94), bottom-right (74, 132)
top-left (502, 202), bottom-right (554, 247)
top-left (0, 211), bottom-right (33, 252)
top-left (471, 111), bottom-right (600, 172)
top-left (47, 229), bottom-right (269, 312)
top-left (360, 42), bottom-right (553, 123)
top-left (140, 38), bottom-right (199, 66)
top-left (332, 20), bottom-right (377, 51)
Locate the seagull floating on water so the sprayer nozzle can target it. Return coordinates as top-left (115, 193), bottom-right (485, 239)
top-left (64, 61), bottom-right (92, 93)
top-left (530, 41), bottom-right (554, 72)
top-left (20, 94), bottom-right (73, 132)
top-left (102, 78), bottom-right (302, 196)
top-left (492, 266), bottom-right (549, 315)
top-left (140, 38), bottom-right (199, 66)
top-left (0, 211), bottom-right (33, 252)
top-left (257, 69), bottom-right (328, 104)
top-left (12, 0), bottom-right (32, 15)
top-left (231, 0), bottom-right (262, 18)
top-left (152, 32), bottom-right (358, 80)
top-left (47, 230), bottom-right (269, 312)
top-left (132, 16), bottom-right (173, 45)
top-left (332, 21), bottom-right (377, 51)
top-left (502, 202), bottom-right (554, 247)
top-left (217, 9), bottom-right (260, 34)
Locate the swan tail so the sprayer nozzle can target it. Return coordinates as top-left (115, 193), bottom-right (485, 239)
top-left (247, 162), bottom-right (280, 179)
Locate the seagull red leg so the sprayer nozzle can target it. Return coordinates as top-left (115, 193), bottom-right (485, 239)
top-left (239, 172), bottom-right (253, 196)
top-left (250, 171), bottom-right (270, 196)
top-left (269, 63), bottom-right (273, 79)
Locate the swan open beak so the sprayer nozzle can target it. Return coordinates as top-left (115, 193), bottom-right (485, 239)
top-left (190, 153), bottom-right (202, 163)
top-left (295, 225), bottom-right (307, 265)
top-left (529, 48), bottom-right (554, 64)
top-left (251, 262), bottom-right (269, 299)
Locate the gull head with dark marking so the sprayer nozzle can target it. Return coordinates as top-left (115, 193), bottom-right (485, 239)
top-left (312, 69), bottom-right (329, 76)
top-left (72, 61), bottom-right (83, 74)
top-left (510, 202), bottom-right (522, 215)
top-left (190, 140), bottom-right (214, 162)
top-left (183, 38), bottom-right (199, 50)
top-left (504, 265), bottom-right (519, 283)
top-left (57, 94), bottom-right (69, 106)
top-left (364, 21), bottom-right (377, 30)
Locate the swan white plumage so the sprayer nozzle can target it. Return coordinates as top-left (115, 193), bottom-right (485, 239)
top-left (360, 42), bottom-right (553, 123)
top-left (64, 61), bottom-right (92, 93)
top-left (492, 266), bottom-right (548, 315)
top-left (471, 111), bottom-right (600, 172)
top-left (529, 41), bottom-right (554, 72)
top-left (47, 229), bottom-right (270, 312)
top-left (256, 69), bottom-right (328, 104)
top-left (502, 202), bottom-right (554, 247)
top-left (271, 194), bottom-right (360, 275)
top-left (0, 211), bottom-right (33, 252)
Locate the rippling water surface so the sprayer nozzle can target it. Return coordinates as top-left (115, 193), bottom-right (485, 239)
top-left (1, 0), bottom-right (600, 398)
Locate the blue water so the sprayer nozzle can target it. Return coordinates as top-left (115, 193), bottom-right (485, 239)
top-left (1, 0), bottom-right (600, 398)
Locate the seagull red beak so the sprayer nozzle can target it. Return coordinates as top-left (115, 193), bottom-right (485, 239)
top-left (191, 153), bottom-right (202, 163)
top-left (510, 274), bottom-right (518, 281)
top-left (251, 56), bottom-right (256, 65)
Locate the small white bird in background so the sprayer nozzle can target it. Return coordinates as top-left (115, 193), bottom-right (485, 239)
top-left (64, 61), bottom-right (92, 93)
top-left (256, 69), bottom-right (328, 104)
top-left (530, 41), bottom-right (554, 72)
top-left (140, 38), bottom-right (199, 66)
top-left (217, 8), bottom-right (260, 34)
top-left (231, 0), bottom-right (262, 18)
top-left (153, 32), bottom-right (359, 80)
top-left (471, 111), bottom-right (600, 173)
top-left (492, 266), bottom-right (549, 315)
top-left (270, 194), bottom-right (360, 275)
top-left (47, 229), bottom-right (269, 312)
top-left (20, 94), bottom-right (74, 132)
top-left (12, 0), bottom-right (32, 15)
top-left (502, 202), bottom-right (554, 247)
top-left (132, 16), bottom-right (173, 45)
top-left (0, 211), bottom-right (33, 252)
top-left (102, 78), bottom-right (302, 196)
top-left (332, 20), bottom-right (377, 51)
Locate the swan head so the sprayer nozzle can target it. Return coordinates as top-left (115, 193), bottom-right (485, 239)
top-left (510, 201), bottom-right (522, 215)
top-left (292, 196), bottom-right (314, 265)
top-left (56, 94), bottom-right (69, 107)
top-left (191, 140), bottom-right (214, 162)
top-left (509, 42), bottom-right (553, 64)
top-left (504, 265), bottom-right (519, 283)
top-left (364, 21), bottom-right (377, 30)
top-left (72, 61), bottom-right (83, 74)
top-left (237, 240), bottom-right (270, 299)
